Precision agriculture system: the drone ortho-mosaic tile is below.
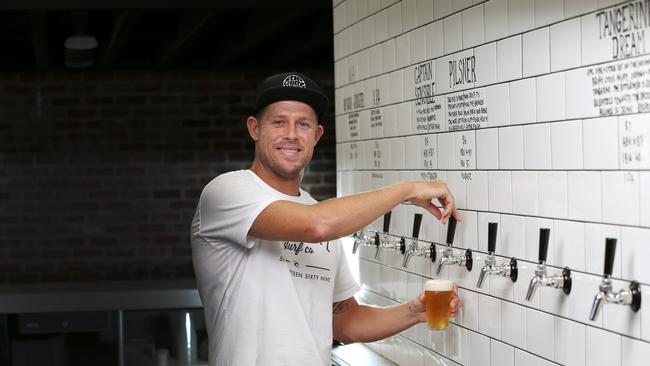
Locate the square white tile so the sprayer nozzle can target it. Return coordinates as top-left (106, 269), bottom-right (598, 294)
top-left (420, 133), bottom-right (437, 169)
top-left (602, 171), bottom-right (640, 226)
top-left (382, 39), bottom-right (396, 73)
top-left (554, 317), bottom-right (586, 366)
top-left (509, 78), bottom-right (536, 125)
top-left (374, 9), bottom-right (390, 43)
top-left (508, 0), bottom-right (535, 35)
top-left (523, 123), bottom-right (552, 169)
top-left (448, 324), bottom-right (469, 365)
top-left (447, 171), bottom-right (468, 210)
top-left (437, 132), bottom-right (456, 169)
top-left (488, 171), bottom-right (513, 213)
top-left (621, 226), bottom-right (650, 285)
top-left (497, 35), bottom-right (523, 82)
top-left (466, 170), bottom-right (489, 211)
top-left (484, 0), bottom-right (508, 42)
top-left (462, 4), bottom-right (485, 49)
top-left (498, 126), bottom-right (524, 169)
top-left (443, 12), bottom-right (463, 54)
top-left (416, 0), bottom-right (434, 26)
top-left (397, 100), bottom-right (413, 136)
top-left (564, 0), bottom-right (597, 18)
top-left (479, 293), bottom-right (503, 339)
top-left (491, 339), bottom-right (514, 366)
top-left (426, 20), bottom-right (444, 59)
top-left (469, 330), bottom-right (490, 366)
top-left (567, 171), bottom-right (602, 222)
top-left (433, 0), bottom-right (453, 20)
top-left (550, 18), bottom-right (581, 71)
top-left (534, 0), bottom-right (564, 27)
top-left (553, 219), bottom-right (585, 271)
top-left (387, 2), bottom-right (403, 37)
top-left (580, 11), bottom-right (611, 65)
top-left (362, 17), bottom-right (376, 49)
top-left (536, 72), bottom-right (566, 122)
top-left (583, 116), bottom-right (618, 169)
top-left (410, 27), bottom-right (427, 64)
top-left (500, 214), bottom-right (526, 259)
top-left (586, 326), bottom-right (621, 366)
top-left (435, 54), bottom-right (453, 94)
top-left (474, 42), bottom-right (497, 87)
top-left (642, 172), bottom-right (650, 227)
top-left (476, 128), bottom-right (499, 169)
top-left (402, 0), bottom-right (418, 32)
top-left (486, 83), bottom-right (510, 127)
top-left (404, 135), bottom-right (421, 170)
top-left (396, 33), bottom-right (411, 69)
top-left (565, 67), bottom-right (600, 119)
top-left (538, 171), bottom-right (568, 219)
top-left (512, 171), bottom-right (539, 215)
top-left (389, 70), bottom-right (403, 104)
top-left (525, 308), bottom-right (554, 360)
top-left (458, 288), bottom-right (479, 331)
top-left (523, 27), bottom-right (550, 77)
top-left (383, 104), bottom-right (398, 137)
top-left (619, 114), bottom-right (650, 169)
top-left (515, 349), bottom-right (541, 366)
top-left (501, 301), bottom-right (526, 349)
top-left (621, 337), bottom-right (650, 366)
top-left (551, 119), bottom-right (583, 169)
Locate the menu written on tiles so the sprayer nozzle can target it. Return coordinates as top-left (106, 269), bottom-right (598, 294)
top-left (620, 116), bottom-right (649, 168)
top-left (446, 89), bottom-right (488, 131)
top-left (595, 0), bottom-right (650, 59)
top-left (413, 61), bottom-right (443, 133)
top-left (589, 55), bottom-right (650, 116)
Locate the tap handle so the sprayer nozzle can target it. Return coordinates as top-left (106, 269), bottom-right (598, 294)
top-left (446, 216), bottom-right (457, 245)
top-left (604, 237), bottom-right (617, 277)
top-left (538, 228), bottom-right (550, 263)
top-left (383, 211), bottom-right (392, 233)
top-left (488, 222), bottom-right (498, 254)
top-left (399, 237), bottom-right (406, 254)
top-left (429, 243), bottom-right (437, 262)
top-left (412, 213), bottom-right (422, 239)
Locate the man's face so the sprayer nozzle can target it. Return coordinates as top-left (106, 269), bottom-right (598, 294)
top-left (248, 101), bottom-right (324, 179)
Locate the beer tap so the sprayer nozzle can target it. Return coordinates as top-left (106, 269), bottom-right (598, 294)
top-left (476, 222), bottom-right (518, 289)
top-left (374, 211), bottom-right (406, 259)
top-left (402, 213), bottom-right (436, 268)
top-left (525, 228), bottom-right (572, 302)
top-left (435, 216), bottom-right (473, 276)
top-left (352, 212), bottom-right (391, 255)
top-left (588, 238), bottom-right (641, 321)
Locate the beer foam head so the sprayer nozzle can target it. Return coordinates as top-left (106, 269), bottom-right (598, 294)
top-left (425, 279), bottom-right (453, 292)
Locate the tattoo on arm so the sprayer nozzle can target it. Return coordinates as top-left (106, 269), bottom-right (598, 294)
top-left (333, 300), bottom-right (349, 314)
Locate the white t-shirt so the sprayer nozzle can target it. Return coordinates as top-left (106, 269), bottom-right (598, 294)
top-left (191, 170), bottom-right (360, 366)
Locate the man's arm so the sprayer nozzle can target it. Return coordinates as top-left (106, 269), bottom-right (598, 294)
top-left (331, 287), bottom-right (461, 344)
top-left (249, 180), bottom-right (459, 243)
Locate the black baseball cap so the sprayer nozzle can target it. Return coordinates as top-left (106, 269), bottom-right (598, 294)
top-left (253, 72), bottom-right (329, 121)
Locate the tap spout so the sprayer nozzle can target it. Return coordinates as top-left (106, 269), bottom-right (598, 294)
top-left (589, 291), bottom-right (606, 321)
top-left (525, 275), bottom-right (542, 302)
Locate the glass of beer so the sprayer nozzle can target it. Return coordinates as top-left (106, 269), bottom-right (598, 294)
top-left (425, 279), bottom-right (453, 330)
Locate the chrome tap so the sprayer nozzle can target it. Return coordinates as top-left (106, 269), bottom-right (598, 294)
top-left (476, 222), bottom-right (518, 289)
top-left (588, 238), bottom-right (641, 321)
top-left (435, 216), bottom-right (473, 276)
top-left (374, 211), bottom-right (407, 259)
top-left (352, 211), bottom-right (392, 255)
top-left (525, 228), bottom-right (572, 302)
top-left (402, 213), bottom-right (435, 268)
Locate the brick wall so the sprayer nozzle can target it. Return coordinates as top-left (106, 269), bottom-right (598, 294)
top-left (0, 69), bottom-right (336, 284)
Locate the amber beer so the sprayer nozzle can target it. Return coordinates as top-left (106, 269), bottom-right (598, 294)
top-left (425, 279), bottom-right (453, 330)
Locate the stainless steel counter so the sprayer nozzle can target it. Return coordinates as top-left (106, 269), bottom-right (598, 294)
top-left (0, 280), bottom-right (202, 314)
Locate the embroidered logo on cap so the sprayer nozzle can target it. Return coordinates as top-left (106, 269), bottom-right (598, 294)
top-left (282, 74), bottom-right (306, 88)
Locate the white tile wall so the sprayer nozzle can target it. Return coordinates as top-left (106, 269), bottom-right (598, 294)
top-left (335, 1), bottom-right (650, 365)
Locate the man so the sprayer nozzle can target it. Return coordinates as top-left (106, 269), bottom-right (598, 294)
top-left (191, 72), bottom-right (462, 366)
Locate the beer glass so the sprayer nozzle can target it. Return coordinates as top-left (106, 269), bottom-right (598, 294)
top-left (425, 279), bottom-right (453, 330)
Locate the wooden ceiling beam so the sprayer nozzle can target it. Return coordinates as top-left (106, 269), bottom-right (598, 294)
top-left (101, 10), bottom-right (140, 68)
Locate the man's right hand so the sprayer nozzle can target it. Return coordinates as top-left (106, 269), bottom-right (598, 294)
top-left (405, 180), bottom-right (461, 224)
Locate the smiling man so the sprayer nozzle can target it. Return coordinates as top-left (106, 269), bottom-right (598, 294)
top-left (191, 72), bottom-right (462, 366)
